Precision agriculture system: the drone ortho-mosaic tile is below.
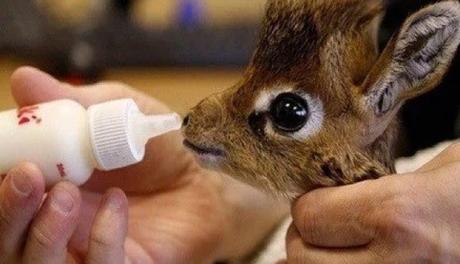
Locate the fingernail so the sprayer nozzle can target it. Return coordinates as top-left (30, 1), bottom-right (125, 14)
top-left (102, 191), bottom-right (123, 212)
top-left (51, 189), bottom-right (74, 214)
top-left (11, 171), bottom-right (33, 196)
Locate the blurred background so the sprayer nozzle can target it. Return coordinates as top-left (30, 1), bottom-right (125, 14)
top-left (0, 0), bottom-right (458, 157)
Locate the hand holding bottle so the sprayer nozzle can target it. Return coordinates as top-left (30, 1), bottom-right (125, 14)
top-left (0, 67), bottom-right (224, 263)
top-left (0, 67), bottom-right (288, 264)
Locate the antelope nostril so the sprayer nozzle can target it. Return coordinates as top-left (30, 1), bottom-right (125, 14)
top-left (182, 114), bottom-right (190, 127)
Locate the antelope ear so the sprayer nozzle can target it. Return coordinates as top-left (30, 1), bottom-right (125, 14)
top-left (363, 1), bottom-right (460, 117)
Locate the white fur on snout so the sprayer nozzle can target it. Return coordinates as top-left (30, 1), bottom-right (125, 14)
top-left (253, 87), bottom-right (325, 140)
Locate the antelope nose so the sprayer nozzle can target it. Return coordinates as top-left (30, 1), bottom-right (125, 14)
top-left (182, 114), bottom-right (190, 127)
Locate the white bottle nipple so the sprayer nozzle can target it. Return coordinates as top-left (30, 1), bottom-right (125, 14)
top-left (88, 99), bottom-right (182, 171)
top-left (130, 111), bottom-right (182, 158)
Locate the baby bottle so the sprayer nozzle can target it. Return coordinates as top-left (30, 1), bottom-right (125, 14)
top-left (0, 99), bottom-right (181, 187)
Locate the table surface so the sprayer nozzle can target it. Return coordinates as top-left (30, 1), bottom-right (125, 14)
top-left (0, 58), bottom-right (243, 115)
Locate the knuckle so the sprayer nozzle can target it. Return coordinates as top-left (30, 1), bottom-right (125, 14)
top-left (293, 193), bottom-right (326, 243)
top-left (30, 225), bottom-right (56, 250)
top-left (86, 230), bottom-right (124, 264)
top-left (90, 229), bottom-right (117, 250)
top-left (298, 205), bottom-right (321, 243)
top-left (0, 230), bottom-right (9, 258)
top-left (376, 196), bottom-right (416, 241)
top-left (0, 203), bottom-right (13, 229)
top-left (0, 208), bottom-right (14, 256)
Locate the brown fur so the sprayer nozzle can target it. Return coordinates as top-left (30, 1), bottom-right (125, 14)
top-left (182, 0), bottom-right (460, 199)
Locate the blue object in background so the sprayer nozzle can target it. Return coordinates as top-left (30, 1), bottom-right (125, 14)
top-left (177, 0), bottom-right (205, 28)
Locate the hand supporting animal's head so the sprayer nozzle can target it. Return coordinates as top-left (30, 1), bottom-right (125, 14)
top-left (182, 0), bottom-right (460, 198)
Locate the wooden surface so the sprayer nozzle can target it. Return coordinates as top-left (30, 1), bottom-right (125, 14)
top-left (0, 58), bottom-right (243, 115)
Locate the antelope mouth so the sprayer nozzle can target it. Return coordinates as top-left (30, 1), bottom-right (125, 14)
top-left (183, 140), bottom-right (226, 157)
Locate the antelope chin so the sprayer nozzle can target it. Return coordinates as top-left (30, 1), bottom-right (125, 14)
top-left (183, 140), bottom-right (226, 168)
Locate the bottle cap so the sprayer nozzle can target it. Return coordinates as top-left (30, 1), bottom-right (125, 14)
top-left (88, 99), bottom-right (182, 171)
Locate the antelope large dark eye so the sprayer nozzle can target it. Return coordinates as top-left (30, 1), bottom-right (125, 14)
top-left (269, 93), bottom-right (309, 132)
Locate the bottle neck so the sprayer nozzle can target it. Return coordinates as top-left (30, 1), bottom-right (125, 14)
top-left (87, 98), bottom-right (181, 171)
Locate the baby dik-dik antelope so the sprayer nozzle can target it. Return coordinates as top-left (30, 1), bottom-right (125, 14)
top-left (182, 0), bottom-right (460, 199)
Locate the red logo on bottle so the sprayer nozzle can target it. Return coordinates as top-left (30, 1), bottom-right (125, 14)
top-left (56, 163), bottom-right (67, 177)
top-left (17, 105), bottom-right (42, 126)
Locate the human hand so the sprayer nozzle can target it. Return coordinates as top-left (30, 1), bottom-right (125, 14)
top-left (287, 142), bottom-right (460, 263)
top-left (0, 163), bottom-right (128, 263)
top-left (0, 67), bottom-right (232, 263)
